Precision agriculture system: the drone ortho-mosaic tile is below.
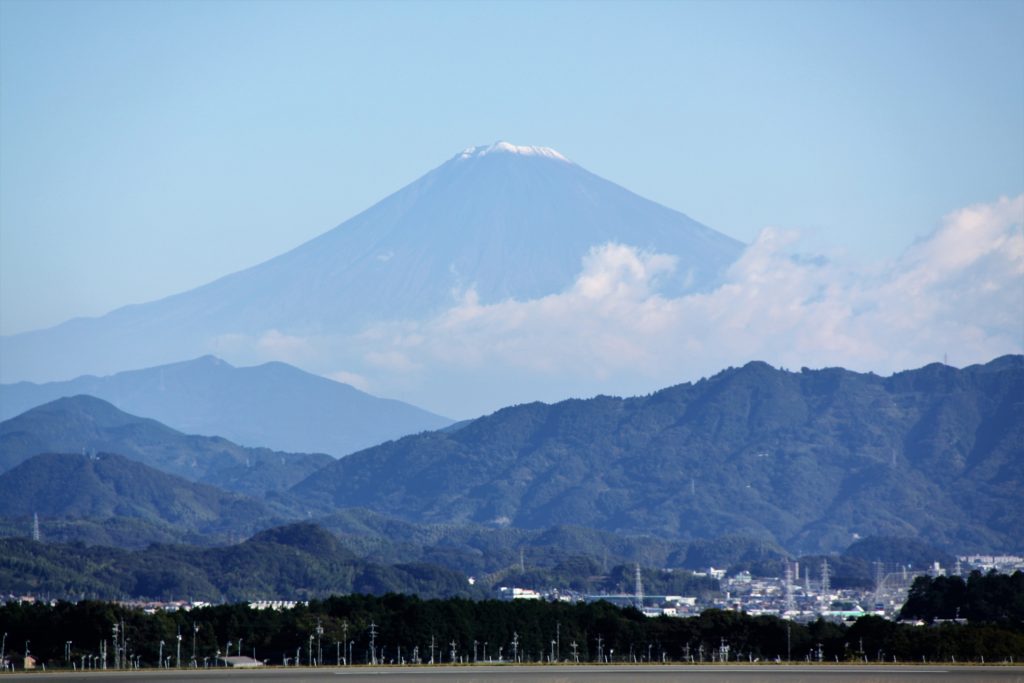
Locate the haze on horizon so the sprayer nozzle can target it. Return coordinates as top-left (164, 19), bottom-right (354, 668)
top-left (1, 1), bottom-right (1022, 417)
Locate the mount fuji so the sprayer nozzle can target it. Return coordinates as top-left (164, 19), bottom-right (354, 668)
top-left (1, 142), bottom-right (743, 414)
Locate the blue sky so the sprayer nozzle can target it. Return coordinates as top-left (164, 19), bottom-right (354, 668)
top-left (1, 0), bottom-right (1022, 336)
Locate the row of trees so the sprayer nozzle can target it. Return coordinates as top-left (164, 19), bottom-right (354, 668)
top-left (900, 571), bottom-right (1024, 625)
top-left (2, 589), bottom-right (1023, 669)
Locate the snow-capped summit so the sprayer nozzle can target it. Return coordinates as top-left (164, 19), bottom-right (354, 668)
top-left (1, 143), bottom-right (743, 388)
top-left (458, 141), bottom-right (571, 163)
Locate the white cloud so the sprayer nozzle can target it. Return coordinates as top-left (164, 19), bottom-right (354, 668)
top-left (355, 194), bottom-right (1023, 385)
top-left (202, 195), bottom-right (1023, 415)
top-left (326, 369), bottom-right (371, 392)
top-left (256, 329), bottom-right (311, 355)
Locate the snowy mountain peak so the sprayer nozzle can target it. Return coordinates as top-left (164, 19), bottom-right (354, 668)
top-left (457, 141), bottom-right (571, 163)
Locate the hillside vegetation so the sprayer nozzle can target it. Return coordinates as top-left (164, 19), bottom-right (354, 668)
top-left (294, 356), bottom-right (1023, 553)
top-left (0, 395), bottom-right (333, 496)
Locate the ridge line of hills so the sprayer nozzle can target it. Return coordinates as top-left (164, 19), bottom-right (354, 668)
top-left (0, 354), bottom-right (453, 457)
top-left (0, 394), bottom-right (333, 497)
top-left (1, 355), bottom-right (1020, 560)
top-left (290, 355), bottom-right (1024, 554)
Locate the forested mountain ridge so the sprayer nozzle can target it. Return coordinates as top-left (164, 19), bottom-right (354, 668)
top-left (0, 523), bottom-right (478, 602)
top-left (293, 356), bottom-right (1023, 553)
top-left (0, 452), bottom-right (285, 539)
top-left (0, 395), bottom-right (333, 496)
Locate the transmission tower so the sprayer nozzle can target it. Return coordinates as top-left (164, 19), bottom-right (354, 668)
top-left (32, 512), bottom-right (40, 541)
top-left (784, 562), bottom-right (795, 613)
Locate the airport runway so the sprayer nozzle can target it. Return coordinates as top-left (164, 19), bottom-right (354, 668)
top-left (1, 664), bottom-right (1021, 683)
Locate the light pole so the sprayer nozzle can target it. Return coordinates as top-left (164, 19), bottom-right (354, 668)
top-left (308, 635), bottom-right (314, 667)
top-left (192, 622), bottom-right (199, 667)
top-left (176, 629), bottom-right (182, 668)
top-left (336, 641), bottom-right (340, 666)
top-left (316, 619), bottom-right (323, 666)
top-left (158, 641), bottom-right (165, 669)
top-left (1, 632), bottom-right (6, 671)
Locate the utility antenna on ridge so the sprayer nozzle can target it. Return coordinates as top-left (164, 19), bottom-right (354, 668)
top-left (634, 563), bottom-right (644, 610)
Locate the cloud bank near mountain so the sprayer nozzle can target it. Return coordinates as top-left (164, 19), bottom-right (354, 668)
top-left (226, 194), bottom-right (1017, 414)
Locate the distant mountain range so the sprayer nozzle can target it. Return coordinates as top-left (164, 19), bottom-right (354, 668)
top-left (292, 356), bottom-right (1024, 554)
top-left (0, 395), bottom-right (332, 497)
top-left (0, 355), bottom-right (452, 456)
top-left (2, 357), bottom-right (1018, 569)
top-left (0, 142), bottom-right (743, 417)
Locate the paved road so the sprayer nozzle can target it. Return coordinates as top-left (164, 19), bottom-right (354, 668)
top-left (1, 665), bottom-right (1021, 683)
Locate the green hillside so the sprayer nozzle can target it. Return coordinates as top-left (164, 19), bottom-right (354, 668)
top-left (0, 452), bottom-right (284, 538)
top-left (293, 356), bottom-right (1023, 553)
top-left (0, 395), bottom-right (333, 497)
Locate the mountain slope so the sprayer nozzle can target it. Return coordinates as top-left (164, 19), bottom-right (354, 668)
top-left (0, 142), bottom-right (743, 385)
top-left (0, 395), bottom-right (333, 497)
top-left (291, 356), bottom-right (1024, 553)
top-left (0, 355), bottom-right (452, 456)
top-left (0, 452), bottom-right (280, 537)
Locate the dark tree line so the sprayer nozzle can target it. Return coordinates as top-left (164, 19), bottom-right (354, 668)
top-left (900, 570), bottom-right (1024, 626)
top-left (3, 589), bottom-right (1023, 669)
